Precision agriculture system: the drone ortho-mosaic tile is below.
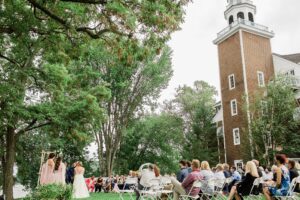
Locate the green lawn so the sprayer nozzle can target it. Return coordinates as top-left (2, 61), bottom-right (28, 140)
top-left (78, 192), bottom-right (132, 200)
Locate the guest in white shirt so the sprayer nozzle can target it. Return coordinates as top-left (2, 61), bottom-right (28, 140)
top-left (214, 164), bottom-right (226, 189)
top-left (136, 164), bottom-right (155, 200)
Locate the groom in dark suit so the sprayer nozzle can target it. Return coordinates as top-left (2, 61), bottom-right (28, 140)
top-left (66, 162), bottom-right (77, 184)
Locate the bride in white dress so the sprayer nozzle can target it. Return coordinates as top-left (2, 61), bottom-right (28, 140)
top-left (73, 162), bottom-right (90, 199)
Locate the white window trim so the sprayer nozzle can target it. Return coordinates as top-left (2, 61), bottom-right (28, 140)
top-left (233, 128), bottom-right (240, 145)
top-left (230, 99), bottom-right (238, 116)
top-left (257, 71), bottom-right (265, 87)
top-left (228, 74), bottom-right (235, 90)
top-left (234, 160), bottom-right (243, 169)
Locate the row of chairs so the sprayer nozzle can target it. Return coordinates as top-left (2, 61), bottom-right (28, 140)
top-left (181, 176), bottom-right (300, 200)
top-left (180, 177), bottom-right (232, 200)
top-left (118, 176), bottom-right (174, 200)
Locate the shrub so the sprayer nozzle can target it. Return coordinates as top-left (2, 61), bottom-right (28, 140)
top-left (24, 184), bottom-right (72, 200)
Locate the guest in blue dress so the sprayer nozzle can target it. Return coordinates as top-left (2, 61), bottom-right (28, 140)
top-left (263, 154), bottom-right (290, 200)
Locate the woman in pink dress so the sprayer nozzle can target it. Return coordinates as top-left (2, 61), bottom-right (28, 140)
top-left (53, 157), bottom-right (66, 185)
top-left (40, 153), bottom-right (55, 185)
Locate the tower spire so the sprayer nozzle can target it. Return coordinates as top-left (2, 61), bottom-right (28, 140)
top-left (225, 0), bottom-right (256, 25)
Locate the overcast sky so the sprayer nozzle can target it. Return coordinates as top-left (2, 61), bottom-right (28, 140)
top-left (160, 0), bottom-right (300, 101)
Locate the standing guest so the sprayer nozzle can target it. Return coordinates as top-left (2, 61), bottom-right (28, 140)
top-left (95, 177), bottom-right (103, 193)
top-left (53, 157), bottom-right (66, 185)
top-left (40, 153), bottom-right (56, 185)
top-left (228, 161), bottom-right (259, 200)
top-left (186, 161), bottom-right (192, 174)
top-left (171, 159), bottom-right (202, 200)
top-left (86, 176), bottom-right (96, 192)
top-left (177, 160), bottom-right (189, 183)
top-left (263, 154), bottom-right (290, 200)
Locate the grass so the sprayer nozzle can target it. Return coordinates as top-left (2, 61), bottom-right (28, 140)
top-left (78, 192), bottom-right (132, 200)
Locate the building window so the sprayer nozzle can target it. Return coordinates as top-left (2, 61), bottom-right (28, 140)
top-left (257, 71), bottom-right (265, 87)
top-left (234, 160), bottom-right (243, 169)
top-left (237, 12), bottom-right (245, 20)
top-left (233, 128), bottom-right (240, 145)
top-left (231, 99), bottom-right (238, 116)
top-left (248, 12), bottom-right (254, 22)
top-left (229, 15), bottom-right (234, 25)
top-left (228, 74), bottom-right (235, 90)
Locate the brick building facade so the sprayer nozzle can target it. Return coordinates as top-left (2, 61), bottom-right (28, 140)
top-left (213, 0), bottom-right (275, 167)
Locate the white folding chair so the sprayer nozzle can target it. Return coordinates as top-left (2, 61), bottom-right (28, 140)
top-left (244, 177), bottom-right (263, 200)
top-left (179, 180), bottom-right (202, 200)
top-left (118, 177), bottom-right (138, 200)
top-left (140, 178), bottom-right (163, 200)
top-left (199, 179), bottom-right (215, 200)
top-left (160, 176), bottom-right (173, 200)
top-left (277, 176), bottom-right (300, 200)
top-left (211, 178), bottom-right (227, 200)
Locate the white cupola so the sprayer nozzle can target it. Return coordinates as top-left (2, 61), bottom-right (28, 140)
top-left (225, 0), bottom-right (256, 25)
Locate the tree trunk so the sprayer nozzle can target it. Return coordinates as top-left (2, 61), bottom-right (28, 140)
top-left (3, 126), bottom-right (16, 200)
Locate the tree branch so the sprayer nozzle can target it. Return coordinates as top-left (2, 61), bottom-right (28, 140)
top-left (0, 54), bottom-right (21, 67)
top-left (60, 0), bottom-right (107, 4)
top-left (27, 0), bottom-right (69, 27)
top-left (25, 121), bottom-right (52, 132)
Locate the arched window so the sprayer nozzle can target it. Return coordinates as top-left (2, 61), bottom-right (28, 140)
top-left (248, 12), bottom-right (254, 22)
top-left (237, 12), bottom-right (245, 20)
top-left (229, 15), bottom-right (234, 25)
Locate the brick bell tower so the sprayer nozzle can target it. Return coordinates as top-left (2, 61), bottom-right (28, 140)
top-left (213, 0), bottom-right (275, 167)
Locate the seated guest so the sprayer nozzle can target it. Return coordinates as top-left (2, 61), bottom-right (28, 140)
top-left (252, 159), bottom-right (263, 177)
top-left (104, 176), bottom-right (113, 192)
top-left (214, 164), bottom-right (226, 180)
top-left (135, 164), bottom-right (156, 200)
top-left (177, 160), bottom-right (189, 182)
top-left (228, 161), bottom-right (259, 200)
top-left (199, 161), bottom-right (214, 195)
top-left (171, 159), bottom-right (202, 200)
top-left (228, 166), bottom-right (242, 192)
top-left (223, 163), bottom-right (231, 178)
top-left (288, 160), bottom-right (300, 193)
top-left (86, 176), bottom-right (95, 192)
top-left (95, 177), bottom-right (103, 193)
top-left (231, 166), bottom-right (241, 182)
top-left (154, 164), bottom-right (161, 177)
top-left (289, 160), bottom-right (299, 181)
top-left (263, 154), bottom-right (290, 200)
top-left (186, 161), bottom-right (192, 174)
top-left (263, 167), bottom-right (273, 181)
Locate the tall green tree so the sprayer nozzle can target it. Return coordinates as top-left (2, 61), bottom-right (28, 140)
top-left (0, 1), bottom-right (190, 198)
top-left (80, 40), bottom-right (174, 175)
top-left (249, 76), bottom-right (300, 165)
top-left (115, 113), bottom-right (184, 175)
top-left (167, 81), bottom-right (218, 164)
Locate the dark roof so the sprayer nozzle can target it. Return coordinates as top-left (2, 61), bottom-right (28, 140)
top-left (274, 53), bottom-right (300, 64)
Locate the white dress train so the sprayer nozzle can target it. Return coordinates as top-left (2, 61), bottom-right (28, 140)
top-left (73, 169), bottom-right (89, 198)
